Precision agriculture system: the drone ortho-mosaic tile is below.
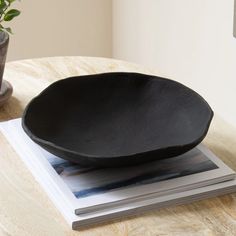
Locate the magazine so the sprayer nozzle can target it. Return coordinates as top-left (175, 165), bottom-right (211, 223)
top-left (1, 118), bottom-right (236, 229)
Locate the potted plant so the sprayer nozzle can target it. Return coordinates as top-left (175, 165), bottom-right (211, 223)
top-left (0, 0), bottom-right (20, 107)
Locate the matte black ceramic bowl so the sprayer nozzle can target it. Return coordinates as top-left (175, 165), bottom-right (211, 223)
top-left (22, 72), bottom-right (213, 167)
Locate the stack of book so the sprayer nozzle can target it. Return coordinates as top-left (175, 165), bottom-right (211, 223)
top-left (0, 119), bottom-right (236, 230)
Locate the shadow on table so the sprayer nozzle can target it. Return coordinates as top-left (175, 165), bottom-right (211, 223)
top-left (0, 96), bottom-right (23, 121)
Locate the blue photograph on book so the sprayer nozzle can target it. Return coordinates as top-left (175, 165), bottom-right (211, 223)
top-left (45, 148), bottom-right (218, 199)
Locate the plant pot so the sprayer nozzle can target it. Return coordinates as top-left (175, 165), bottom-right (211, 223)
top-left (0, 31), bottom-right (12, 107)
top-left (0, 31), bottom-right (9, 88)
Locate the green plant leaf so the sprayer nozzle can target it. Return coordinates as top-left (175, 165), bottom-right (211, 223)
top-left (6, 0), bottom-right (16, 3)
top-left (4, 27), bottom-right (12, 34)
top-left (0, 1), bottom-right (7, 12)
top-left (4, 9), bottom-right (20, 21)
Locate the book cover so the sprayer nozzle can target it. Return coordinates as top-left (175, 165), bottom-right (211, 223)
top-left (1, 119), bottom-right (236, 229)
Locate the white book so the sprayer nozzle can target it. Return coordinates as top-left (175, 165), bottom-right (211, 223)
top-left (1, 118), bottom-right (236, 230)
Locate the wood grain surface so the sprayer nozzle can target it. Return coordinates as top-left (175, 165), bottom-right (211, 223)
top-left (0, 56), bottom-right (236, 236)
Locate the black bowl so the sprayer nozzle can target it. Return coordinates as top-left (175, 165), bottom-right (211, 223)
top-left (22, 72), bottom-right (213, 167)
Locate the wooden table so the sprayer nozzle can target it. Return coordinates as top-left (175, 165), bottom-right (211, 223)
top-left (1, 57), bottom-right (236, 236)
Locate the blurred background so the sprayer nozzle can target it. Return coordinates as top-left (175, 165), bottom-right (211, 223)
top-left (6, 0), bottom-right (236, 127)
top-left (7, 0), bottom-right (112, 60)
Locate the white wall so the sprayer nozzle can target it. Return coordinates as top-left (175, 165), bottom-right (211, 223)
top-left (113, 0), bottom-right (236, 127)
top-left (7, 0), bottom-right (112, 61)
